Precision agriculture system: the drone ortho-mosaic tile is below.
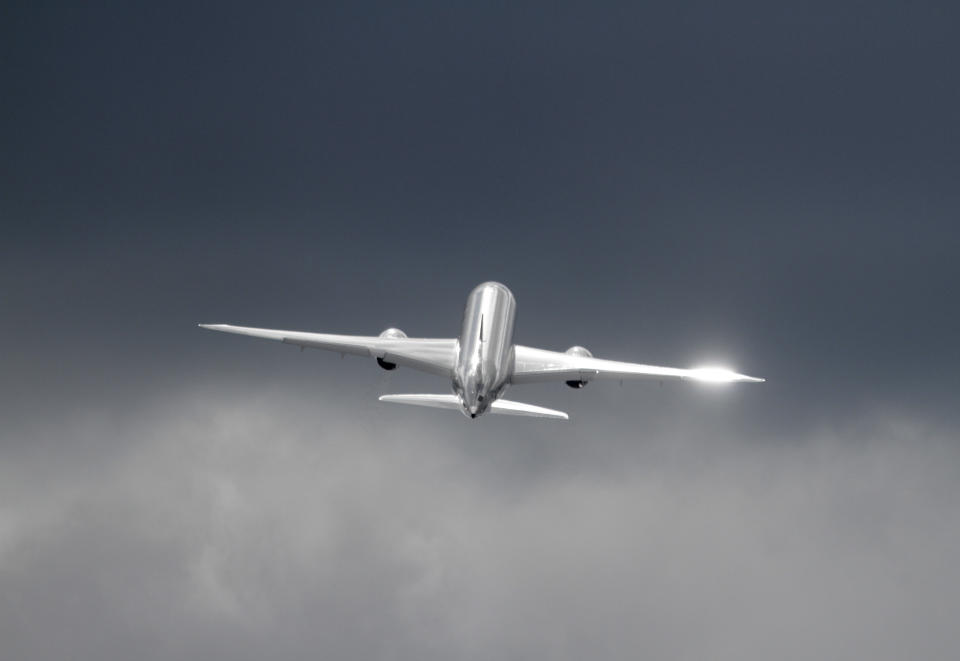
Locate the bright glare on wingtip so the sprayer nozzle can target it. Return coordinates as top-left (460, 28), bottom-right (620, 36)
top-left (689, 366), bottom-right (763, 383)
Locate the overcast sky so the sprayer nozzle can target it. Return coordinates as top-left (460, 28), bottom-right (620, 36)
top-left (2, 2), bottom-right (959, 659)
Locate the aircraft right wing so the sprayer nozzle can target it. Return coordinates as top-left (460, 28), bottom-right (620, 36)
top-left (199, 324), bottom-right (458, 377)
top-left (510, 345), bottom-right (764, 385)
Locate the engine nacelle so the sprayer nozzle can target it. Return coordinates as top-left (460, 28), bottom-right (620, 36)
top-left (564, 346), bottom-right (592, 388)
top-left (376, 328), bottom-right (407, 370)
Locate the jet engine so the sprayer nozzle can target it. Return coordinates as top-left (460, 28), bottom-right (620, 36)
top-left (564, 345), bottom-right (592, 388)
top-left (376, 328), bottom-right (407, 370)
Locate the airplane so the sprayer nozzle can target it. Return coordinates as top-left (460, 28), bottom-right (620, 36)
top-left (199, 281), bottom-right (763, 421)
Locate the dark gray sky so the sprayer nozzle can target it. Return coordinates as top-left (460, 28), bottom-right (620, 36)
top-left (2, 2), bottom-right (959, 659)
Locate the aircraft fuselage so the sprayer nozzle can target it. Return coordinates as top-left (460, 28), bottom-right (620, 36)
top-left (453, 281), bottom-right (516, 418)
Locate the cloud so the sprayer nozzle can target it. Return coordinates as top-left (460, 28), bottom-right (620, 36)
top-left (1, 384), bottom-right (958, 660)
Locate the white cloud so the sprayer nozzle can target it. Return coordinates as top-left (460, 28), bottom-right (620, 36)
top-left (1, 384), bottom-right (958, 660)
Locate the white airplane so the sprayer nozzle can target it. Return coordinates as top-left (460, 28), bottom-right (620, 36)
top-left (200, 281), bottom-right (763, 420)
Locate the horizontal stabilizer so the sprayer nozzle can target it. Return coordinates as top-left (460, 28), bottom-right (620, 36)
top-left (378, 394), bottom-right (462, 411)
top-left (378, 394), bottom-right (568, 420)
top-left (490, 399), bottom-right (568, 420)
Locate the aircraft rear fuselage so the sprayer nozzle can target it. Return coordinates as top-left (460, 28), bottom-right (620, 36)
top-left (453, 281), bottom-right (516, 417)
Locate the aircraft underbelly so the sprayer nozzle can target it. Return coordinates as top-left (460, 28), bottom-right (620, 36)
top-left (454, 282), bottom-right (516, 403)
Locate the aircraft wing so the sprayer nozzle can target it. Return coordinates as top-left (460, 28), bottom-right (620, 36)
top-left (510, 345), bottom-right (764, 385)
top-left (199, 324), bottom-right (458, 377)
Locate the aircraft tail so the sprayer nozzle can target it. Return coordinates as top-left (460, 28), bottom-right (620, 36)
top-left (378, 394), bottom-right (568, 420)
top-left (378, 394), bottom-right (462, 411)
top-left (489, 399), bottom-right (568, 420)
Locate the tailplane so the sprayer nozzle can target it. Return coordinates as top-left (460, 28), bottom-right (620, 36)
top-left (378, 394), bottom-right (461, 411)
top-left (378, 394), bottom-right (568, 420)
top-left (490, 399), bottom-right (568, 420)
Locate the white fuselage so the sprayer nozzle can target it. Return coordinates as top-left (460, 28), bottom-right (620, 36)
top-left (452, 281), bottom-right (516, 418)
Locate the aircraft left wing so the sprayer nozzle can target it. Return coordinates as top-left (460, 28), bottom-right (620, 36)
top-left (510, 345), bottom-right (764, 385)
top-left (199, 324), bottom-right (458, 377)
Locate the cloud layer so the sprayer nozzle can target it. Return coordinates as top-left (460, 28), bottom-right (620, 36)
top-left (2, 384), bottom-right (957, 660)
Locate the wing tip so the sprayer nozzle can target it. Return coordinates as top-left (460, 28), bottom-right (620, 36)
top-left (688, 367), bottom-right (766, 384)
